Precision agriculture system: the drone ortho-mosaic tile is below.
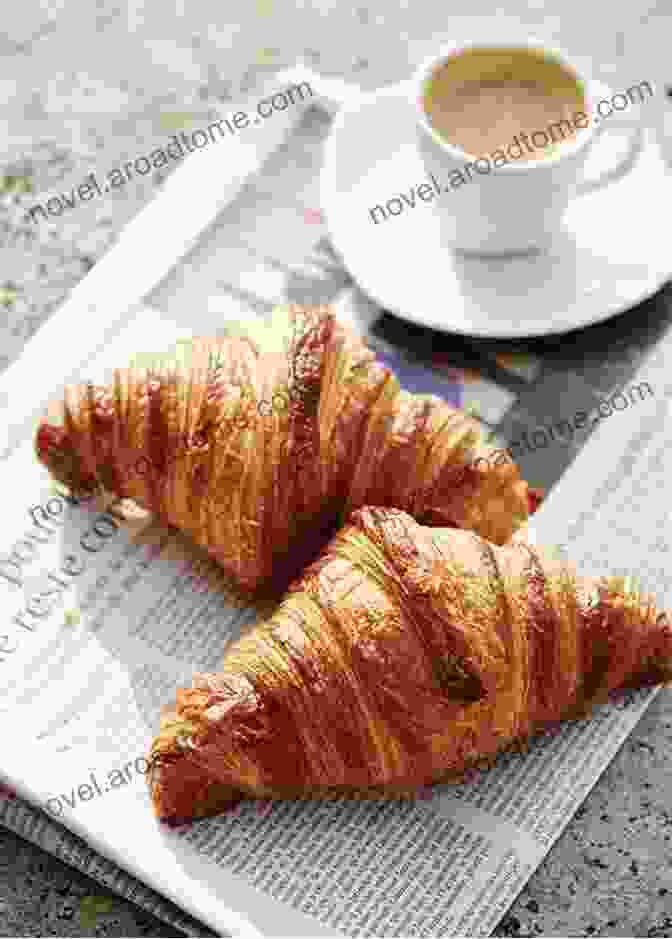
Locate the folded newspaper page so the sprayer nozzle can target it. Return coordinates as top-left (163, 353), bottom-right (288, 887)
top-left (0, 293), bottom-right (667, 938)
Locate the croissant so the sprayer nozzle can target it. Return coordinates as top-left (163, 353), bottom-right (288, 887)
top-left (148, 506), bottom-right (672, 823)
top-left (34, 304), bottom-right (538, 599)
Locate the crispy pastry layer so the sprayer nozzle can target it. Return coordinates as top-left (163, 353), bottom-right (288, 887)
top-left (148, 508), bottom-right (672, 821)
top-left (35, 305), bottom-right (536, 599)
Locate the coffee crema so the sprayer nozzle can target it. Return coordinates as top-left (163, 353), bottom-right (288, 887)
top-left (423, 48), bottom-right (586, 161)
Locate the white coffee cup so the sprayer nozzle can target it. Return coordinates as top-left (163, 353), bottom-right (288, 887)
top-left (412, 39), bottom-right (646, 255)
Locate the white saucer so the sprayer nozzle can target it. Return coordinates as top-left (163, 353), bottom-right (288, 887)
top-left (321, 81), bottom-right (672, 338)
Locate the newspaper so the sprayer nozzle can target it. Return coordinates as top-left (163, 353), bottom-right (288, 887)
top-left (0, 307), bottom-right (668, 939)
top-left (0, 92), bottom-right (669, 937)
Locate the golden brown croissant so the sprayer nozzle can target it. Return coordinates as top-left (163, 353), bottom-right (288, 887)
top-left (34, 304), bottom-right (537, 599)
top-left (147, 506), bottom-right (672, 823)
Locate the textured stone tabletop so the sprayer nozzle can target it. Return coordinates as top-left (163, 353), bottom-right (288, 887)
top-left (2, 1), bottom-right (672, 936)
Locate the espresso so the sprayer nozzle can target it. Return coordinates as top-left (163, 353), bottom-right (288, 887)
top-left (424, 73), bottom-right (582, 160)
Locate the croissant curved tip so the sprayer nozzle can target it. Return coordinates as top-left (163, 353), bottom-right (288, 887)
top-left (35, 419), bottom-right (99, 494)
top-left (35, 421), bottom-right (68, 463)
top-left (149, 752), bottom-right (244, 822)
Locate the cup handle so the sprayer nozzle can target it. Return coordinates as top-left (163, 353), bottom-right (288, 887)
top-left (574, 79), bottom-right (645, 196)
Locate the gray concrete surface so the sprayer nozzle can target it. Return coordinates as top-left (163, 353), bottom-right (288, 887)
top-left (2, 1), bottom-right (672, 935)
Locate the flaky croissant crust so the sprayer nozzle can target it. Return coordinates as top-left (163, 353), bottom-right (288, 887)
top-left (148, 508), bottom-right (672, 821)
top-left (35, 304), bottom-right (535, 599)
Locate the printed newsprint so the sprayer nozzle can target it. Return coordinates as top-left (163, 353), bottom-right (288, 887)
top-left (0, 296), bottom-right (668, 938)
top-left (0, 79), bottom-right (669, 937)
